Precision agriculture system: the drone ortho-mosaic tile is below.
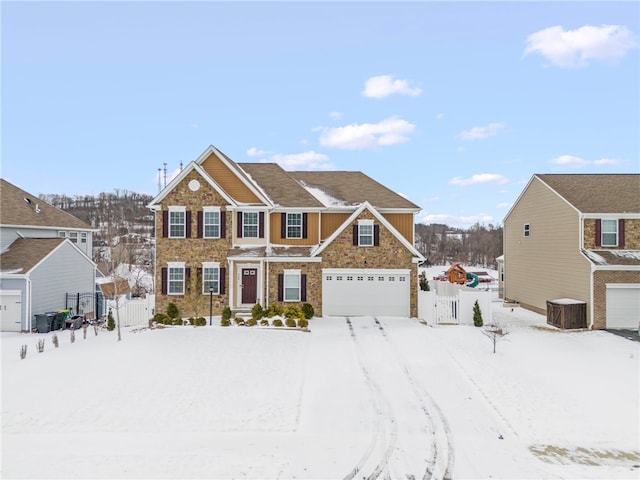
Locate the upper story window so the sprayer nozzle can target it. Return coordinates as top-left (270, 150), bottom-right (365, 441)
top-left (287, 213), bottom-right (302, 239)
top-left (169, 206), bottom-right (186, 238)
top-left (81, 232), bottom-right (88, 243)
top-left (523, 224), bottom-right (530, 237)
top-left (58, 231), bottom-right (67, 238)
top-left (69, 232), bottom-right (78, 243)
top-left (243, 211), bottom-right (259, 238)
top-left (601, 219), bottom-right (618, 247)
top-left (358, 220), bottom-right (374, 246)
top-left (202, 262), bottom-right (220, 294)
top-left (203, 207), bottom-right (220, 238)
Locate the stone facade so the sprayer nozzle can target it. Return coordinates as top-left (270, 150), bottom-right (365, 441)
top-left (266, 261), bottom-right (322, 314)
top-left (583, 218), bottom-right (640, 250)
top-left (592, 269), bottom-right (640, 329)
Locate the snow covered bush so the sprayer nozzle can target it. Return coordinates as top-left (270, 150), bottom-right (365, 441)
top-left (190, 317), bottom-right (207, 326)
top-left (234, 317), bottom-right (245, 326)
top-left (265, 304), bottom-right (284, 318)
top-left (473, 300), bottom-right (483, 327)
top-left (297, 318), bottom-right (309, 329)
top-left (220, 317), bottom-right (231, 327)
top-left (272, 318), bottom-right (284, 327)
top-left (302, 303), bottom-right (314, 319)
top-left (107, 309), bottom-right (115, 331)
top-left (153, 313), bottom-right (170, 325)
top-left (36, 339), bottom-right (45, 353)
top-left (285, 318), bottom-right (297, 328)
top-left (251, 303), bottom-right (264, 320)
top-left (260, 318), bottom-right (269, 326)
top-left (246, 317), bottom-right (257, 327)
top-left (52, 334), bottom-right (59, 348)
top-left (166, 302), bottom-right (179, 320)
top-left (222, 306), bottom-right (232, 322)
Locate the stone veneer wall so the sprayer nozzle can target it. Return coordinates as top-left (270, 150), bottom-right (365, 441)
top-left (319, 210), bottom-right (419, 317)
top-left (584, 219), bottom-right (640, 250)
top-left (155, 171), bottom-right (232, 317)
top-left (266, 261), bottom-right (322, 315)
top-left (592, 270), bottom-right (640, 329)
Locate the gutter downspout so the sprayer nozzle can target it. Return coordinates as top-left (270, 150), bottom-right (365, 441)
top-left (26, 276), bottom-right (32, 332)
top-left (579, 213), bottom-right (595, 330)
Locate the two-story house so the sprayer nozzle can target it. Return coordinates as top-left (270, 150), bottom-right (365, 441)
top-left (502, 174), bottom-right (640, 329)
top-left (147, 145), bottom-right (424, 319)
top-left (0, 179), bottom-right (97, 331)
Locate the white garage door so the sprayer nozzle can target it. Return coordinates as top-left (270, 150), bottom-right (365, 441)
top-left (606, 284), bottom-right (640, 329)
top-left (1, 290), bottom-right (23, 332)
top-left (322, 269), bottom-right (410, 317)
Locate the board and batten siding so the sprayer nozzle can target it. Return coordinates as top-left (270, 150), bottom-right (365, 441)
top-left (30, 242), bottom-right (95, 320)
top-left (320, 213), bottom-right (351, 240)
top-left (381, 213), bottom-right (414, 244)
top-left (504, 177), bottom-right (592, 322)
top-left (200, 152), bottom-right (262, 204)
top-left (269, 212), bottom-right (320, 245)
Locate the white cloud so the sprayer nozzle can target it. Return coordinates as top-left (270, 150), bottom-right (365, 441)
top-left (330, 111), bottom-right (343, 120)
top-left (549, 155), bottom-right (622, 168)
top-left (458, 122), bottom-right (505, 140)
top-left (315, 116), bottom-right (416, 150)
top-left (259, 151), bottom-right (334, 171)
top-left (362, 75), bottom-right (422, 99)
top-left (524, 24), bottom-right (638, 68)
top-left (417, 212), bottom-right (495, 228)
top-left (497, 202), bottom-right (513, 209)
top-left (247, 147), bottom-right (267, 157)
top-left (449, 173), bottom-right (509, 186)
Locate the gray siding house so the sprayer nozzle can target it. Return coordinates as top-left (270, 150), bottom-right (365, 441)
top-left (0, 179), bottom-right (96, 332)
top-left (503, 174), bottom-right (640, 329)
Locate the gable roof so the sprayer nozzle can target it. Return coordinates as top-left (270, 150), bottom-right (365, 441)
top-left (0, 178), bottom-right (93, 230)
top-left (238, 163), bottom-right (324, 208)
top-left (536, 174), bottom-right (640, 214)
top-left (312, 201), bottom-right (424, 259)
top-left (289, 171), bottom-right (420, 210)
top-left (0, 238), bottom-right (67, 274)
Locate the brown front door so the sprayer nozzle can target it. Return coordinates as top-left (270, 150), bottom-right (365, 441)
top-left (241, 268), bottom-right (257, 304)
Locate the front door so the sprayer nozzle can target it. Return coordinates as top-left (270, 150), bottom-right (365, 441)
top-left (241, 268), bottom-right (258, 304)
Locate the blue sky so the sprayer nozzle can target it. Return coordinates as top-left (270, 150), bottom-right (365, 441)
top-left (2, 1), bottom-right (638, 228)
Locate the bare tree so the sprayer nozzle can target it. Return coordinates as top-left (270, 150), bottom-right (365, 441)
top-left (482, 323), bottom-right (510, 353)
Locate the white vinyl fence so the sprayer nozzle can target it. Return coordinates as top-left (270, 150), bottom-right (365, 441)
top-left (106, 295), bottom-right (155, 327)
top-left (418, 281), bottom-right (492, 326)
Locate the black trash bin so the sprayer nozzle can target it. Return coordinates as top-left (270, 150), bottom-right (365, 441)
top-left (35, 314), bottom-right (52, 333)
top-left (47, 312), bottom-right (64, 331)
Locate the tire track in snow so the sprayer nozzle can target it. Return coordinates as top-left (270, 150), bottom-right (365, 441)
top-left (343, 318), bottom-right (399, 480)
top-left (373, 317), bottom-right (455, 480)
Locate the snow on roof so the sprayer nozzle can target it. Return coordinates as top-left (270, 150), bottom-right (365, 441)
top-left (583, 249), bottom-right (640, 266)
top-left (302, 184), bottom-right (348, 208)
top-left (549, 298), bottom-right (586, 305)
top-left (583, 250), bottom-right (607, 264)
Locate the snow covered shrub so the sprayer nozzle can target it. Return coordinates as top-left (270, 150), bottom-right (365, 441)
top-left (265, 304), bottom-right (284, 318)
top-left (234, 316), bottom-right (245, 326)
top-left (246, 317), bottom-right (257, 327)
top-left (166, 302), bottom-right (180, 320)
top-left (285, 317), bottom-right (297, 328)
top-left (191, 317), bottom-right (207, 326)
top-left (222, 306), bottom-right (232, 322)
top-left (52, 333), bottom-right (59, 348)
top-left (272, 318), bottom-right (284, 327)
top-left (251, 303), bottom-right (264, 320)
top-left (36, 339), bottom-right (45, 353)
top-left (172, 317), bottom-right (184, 326)
top-left (298, 318), bottom-right (309, 329)
top-left (153, 313), bottom-right (170, 325)
top-left (284, 306), bottom-right (304, 321)
top-left (302, 303), bottom-right (314, 319)
top-left (107, 309), bottom-right (115, 331)
top-left (20, 344), bottom-right (27, 360)
top-left (260, 318), bottom-right (269, 326)
top-left (473, 300), bottom-right (483, 327)
top-left (220, 317), bottom-right (231, 327)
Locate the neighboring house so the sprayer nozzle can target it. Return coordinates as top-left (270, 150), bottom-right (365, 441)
top-left (503, 174), bottom-right (640, 329)
top-left (147, 145), bottom-right (424, 318)
top-left (0, 179), bottom-right (96, 332)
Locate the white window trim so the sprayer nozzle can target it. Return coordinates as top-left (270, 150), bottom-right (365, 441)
top-left (601, 219), bottom-right (618, 247)
top-left (169, 206), bottom-right (186, 239)
top-left (283, 269), bottom-right (301, 302)
top-left (203, 206), bottom-right (221, 239)
top-left (202, 261), bottom-right (220, 294)
top-left (523, 224), bottom-right (530, 237)
top-left (58, 231), bottom-right (67, 238)
top-left (286, 212), bottom-right (303, 239)
top-left (242, 210), bottom-right (259, 238)
top-left (167, 261), bottom-right (185, 295)
top-left (358, 219), bottom-right (374, 246)
top-left (69, 231), bottom-right (78, 243)
top-left (81, 232), bottom-right (88, 243)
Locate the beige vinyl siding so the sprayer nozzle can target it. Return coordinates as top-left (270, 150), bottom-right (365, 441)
top-left (504, 177), bottom-right (592, 322)
top-left (320, 213), bottom-right (351, 240)
top-left (200, 152), bottom-right (262, 204)
top-left (382, 213), bottom-right (414, 244)
top-left (269, 212), bottom-right (320, 245)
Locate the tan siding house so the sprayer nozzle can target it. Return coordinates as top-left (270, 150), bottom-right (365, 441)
top-left (504, 174), bottom-right (640, 329)
top-left (149, 145), bottom-right (424, 319)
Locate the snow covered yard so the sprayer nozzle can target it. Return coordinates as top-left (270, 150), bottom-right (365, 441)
top-left (2, 307), bottom-right (638, 479)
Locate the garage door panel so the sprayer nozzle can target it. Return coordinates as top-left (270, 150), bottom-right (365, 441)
top-left (322, 269), bottom-right (410, 317)
top-left (606, 285), bottom-right (640, 329)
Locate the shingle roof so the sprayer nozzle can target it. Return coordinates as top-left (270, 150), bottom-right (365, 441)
top-left (238, 163), bottom-right (324, 208)
top-left (288, 171), bottom-right (420, 209)
top-left (536, 174), bottom-right (640, 214)
top-left (583, 249), bottom-right (640, 266)
top-left (0, 178), bottom-right (93, 229)
top-left (0, 238), bottom-right (66, 273)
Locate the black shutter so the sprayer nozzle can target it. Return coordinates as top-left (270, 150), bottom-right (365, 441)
top-left (619, 219), bottom-right (625, 248)
top-left (162, 211), bottom-right (168, 237)
top-left (374, 225), bottom-right (380, 246)
top-left (259, 212), bottom-right (265, 238)
top-left (197, 211), bottom-right (203, 238)
top-left (301, 274), bottom-right (307, 302)
top-left (352, 225), bottom-right (359, 246)
top-left (220, 268), bottom-right (226, 295)
top-left (220, 211), bottom-right (226, 238)
top-left (281, 213), bottom-right (287, 238)
top-left (302, 213), bottom-right (308, 239)
top-left (595, 219), bottom-right (602, 247)
top-left (161, 268), bottom-right (168, 295)
top-left (185, 267), bottom-right (191, 292)
top-left (186, 211), bottom-right (192, 238)
top-left (278, 274), bottom-right (284, 302)
top-left (237, 212), bottom-right (243, 238)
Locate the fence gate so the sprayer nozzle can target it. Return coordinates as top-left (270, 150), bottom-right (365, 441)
top-left (435, 295), bottom-right (459, 324)
top-left (65, 292), bottom-right (98, 319)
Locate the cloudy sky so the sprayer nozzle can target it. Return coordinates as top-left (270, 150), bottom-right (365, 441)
top-left (2, 1), bottom-right (638, 227)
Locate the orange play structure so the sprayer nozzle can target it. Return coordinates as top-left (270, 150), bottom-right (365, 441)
top-left (447, 263), bottom-right (479, 288)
